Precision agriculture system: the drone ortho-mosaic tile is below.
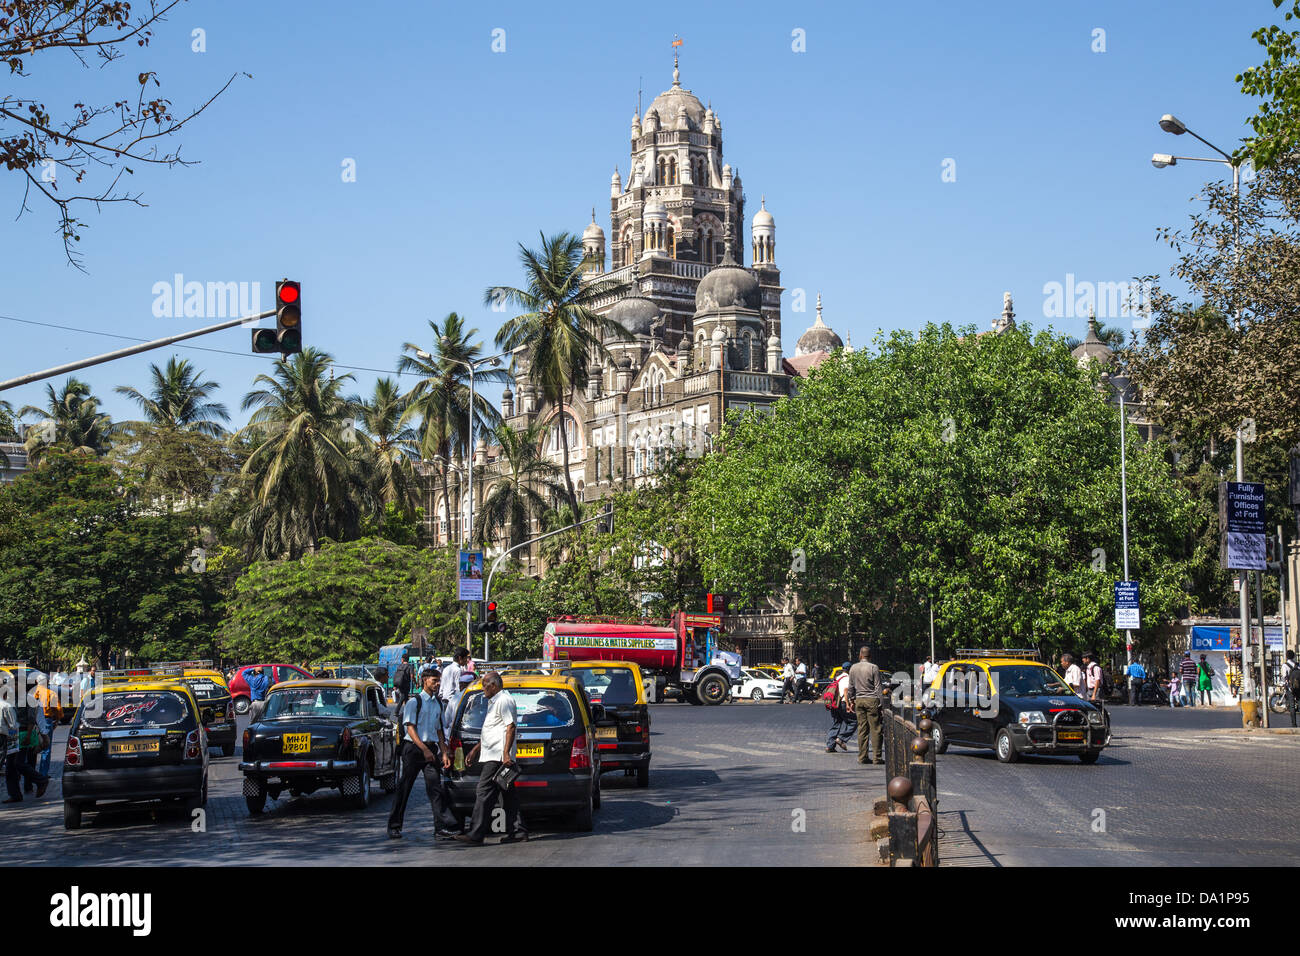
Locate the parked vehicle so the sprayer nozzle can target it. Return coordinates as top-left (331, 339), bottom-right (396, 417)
top-left (62, 680), bottom-right (209, 830)
top-left (542, 612), bottom-right (738, 705)
top-left (239, 679), bottom-right (399, 814)
top-left (228, 663), bottom-right (313, 715)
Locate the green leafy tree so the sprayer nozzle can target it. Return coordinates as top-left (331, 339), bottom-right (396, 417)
top-left (487, 232), bottom-right (631, 511)
top-left (0, 453), bottom-right (216, 666)
top-left (690, 325), bottom-right (1200, 663)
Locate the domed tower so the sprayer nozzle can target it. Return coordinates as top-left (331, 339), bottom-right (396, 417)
top-left (752, 196), bottom-right (775, 267)
top-left (795, 294), bottom-right (844, 356)
top-left (582, 210), bottom-right (605, 274)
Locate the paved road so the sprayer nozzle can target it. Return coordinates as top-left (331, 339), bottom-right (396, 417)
top-left (6, 700), bottom-right (1293, 867)
top-left (1, 700), bottom-right (882, 867)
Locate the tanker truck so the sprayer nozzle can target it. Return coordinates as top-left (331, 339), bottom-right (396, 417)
top-left (541, 612), bottom-right (739, 705)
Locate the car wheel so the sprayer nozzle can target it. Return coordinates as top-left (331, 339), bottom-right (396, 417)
top-left (233, 696), bottom-right (249, 716)
top-left (750, 688), bottom-right (764, 701)
top-left (636, 764), bottom-right (649, 788)
top-left (995, 729), bottom-right (1018, 764)
top-left (931, 720), bottom-right (949, 755)
top-left (244, 777), bottom-right (267, 815)
top-left (221, 741), bottom-right (235, 758)
top-left (697, 674), bottom-right (728, 705)
top-left (349, 760), bottom-right (371, 809)
top-left (1079, 750), bottom-right (1101, 764)
top-left (574, 780), bottom-right (594, 832)
top-left (63, 801), bottom-right (82, 831)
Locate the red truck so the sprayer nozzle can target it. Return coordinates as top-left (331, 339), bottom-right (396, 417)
top-left (541, 612), bottom-right (739, 705)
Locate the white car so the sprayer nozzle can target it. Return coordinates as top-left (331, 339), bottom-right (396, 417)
top-left (736, 668), bottom-right (785, 701)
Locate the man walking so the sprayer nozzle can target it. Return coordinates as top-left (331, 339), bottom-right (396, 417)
top-left (1124, 658), bottom-right (1146, 706)
top-left (1178, 652), bottom-right (1198, 708)
top-left (824, 661), bottom-right (856, 753)
top-left (387, 665), bottom-right (458, 840)
top-left (849, 647), bottom-right (884, 765)
top-left (456, 671), bottom-right (527, 845)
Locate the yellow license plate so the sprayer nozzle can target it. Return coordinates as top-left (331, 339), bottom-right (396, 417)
top-left (282, 733), bottom-right (311, 754)
top-left (1058, 732), bottom-right (1084, 742)
top-left (516, 743), bottom-right (545, 758)
top-left (596, 727), bottom-right (618, 739)
top-left (109, 740), bottom-right (158, 755)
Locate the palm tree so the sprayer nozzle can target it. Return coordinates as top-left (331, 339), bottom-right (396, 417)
top-left (356, 377), bottom-right (420, 513)
top-left (398, 313), bottom-right (508, 541)
top-left (486, 232), bottom-right (632, 512)
top-left (20, 377), bottom-right (116, 465)
top-left (235, 349), bottom-right (364, 560)
top-left (115, 357), bottom-right (229, 435)
top-left (477, 420), bottom-right (565, 551)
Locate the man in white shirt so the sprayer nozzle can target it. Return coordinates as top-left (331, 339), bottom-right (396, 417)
top-left (457, 671), bottom-right (526, 845)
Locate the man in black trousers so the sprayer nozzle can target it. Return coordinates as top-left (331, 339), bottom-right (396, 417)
top-left (387, 665), bottom-right (458, 840)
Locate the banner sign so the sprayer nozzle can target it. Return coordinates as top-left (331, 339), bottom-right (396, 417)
top-left (457, 550), bottom-right (484, 602)
top-left (1114, 580), bottom-right (1140, 630)
top-left (1219, 481), bottom-right (1267, 570)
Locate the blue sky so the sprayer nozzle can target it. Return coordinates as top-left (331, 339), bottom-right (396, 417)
top-left (0, 0), bottom-right (1284, 427)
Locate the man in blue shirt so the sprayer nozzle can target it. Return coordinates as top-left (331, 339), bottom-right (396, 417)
top-left (387, 665), bottom-right (458, 841)
top-left (1124, 659), bottom-right (1147, 706)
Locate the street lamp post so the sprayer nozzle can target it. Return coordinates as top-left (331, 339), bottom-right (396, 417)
top-left (1153, 114), bottom-right (1264, 721)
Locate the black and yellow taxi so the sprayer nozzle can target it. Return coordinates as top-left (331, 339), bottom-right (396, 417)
top-left (921, 651), bottom-right (1108, 764)
top-left (62, 678), bottom-right (209, 829)
top-left (560, 660), bottom-right (651, 788)
top-left (447, 674), bottom-right (604, 831)
top-left (239, 678), bottom-right (399, 814)
top-left (149, 661), bottom-right (237, 757)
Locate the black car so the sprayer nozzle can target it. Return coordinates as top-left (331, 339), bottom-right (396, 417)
top-left (923, 660), bottom-right (1108, 764)
top-left (446, 675), bottom-right (603, 831)
top-left (239, 679), bottom-right (399, 814)
top-left (561, 661), bottom-right (651, 787)
top-left (62, 681), bottom-right (209, 830)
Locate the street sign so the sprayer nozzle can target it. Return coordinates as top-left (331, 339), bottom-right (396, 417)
top-left (457, 550), bottom-right (484, 601)
top-left (1114, 580), bottom-right (1140, 630)
top-left (1219, 481), bottom-right (1266, 571)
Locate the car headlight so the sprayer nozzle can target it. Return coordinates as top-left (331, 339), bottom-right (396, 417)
top-left (1087, 710), bottom-right (1104, 724)
top-left (1018, 711), bottom-right (1046, 725)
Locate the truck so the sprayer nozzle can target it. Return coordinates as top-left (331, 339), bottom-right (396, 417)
top-left (541, 612), bottom-right (740, 705)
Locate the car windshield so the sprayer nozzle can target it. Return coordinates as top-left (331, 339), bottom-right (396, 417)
top-left (458, 688), bottom-right (577, 733)
top-left (564, 667), bottom-right (638, 705)
top-left (81, 691), bottom-right (192, 729)
top-left (263, 686), bottom-right (363, 719)
top-left (990, 665), bottom-right (1073, 697)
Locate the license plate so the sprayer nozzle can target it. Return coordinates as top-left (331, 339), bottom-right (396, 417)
top-left (282, 733), bottom-right (311, 754)
top-left (1058, 731), bottom-right (1084, 742)
top-left (108, 740), bottom-right (158, 755)
top-left (596, 727), bottom-right (618, 739)
top-left (516, 743), bottom-right (545, 758)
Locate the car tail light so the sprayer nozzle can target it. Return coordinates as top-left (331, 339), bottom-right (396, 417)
top-left (185, 729), bottom-right (201, 759)
top-left (65, 735), bottom-right (82, 768)
top-left (569, 735), bottom-right (591, 770)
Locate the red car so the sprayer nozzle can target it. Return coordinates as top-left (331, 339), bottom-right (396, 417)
top-left (229, 664), bottom-right (313, 715)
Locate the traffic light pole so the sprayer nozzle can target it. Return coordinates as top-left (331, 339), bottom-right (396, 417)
top-left (0, 310), bottom-right (276, 392)
top-left (481, 510), bottom-right (611, 660)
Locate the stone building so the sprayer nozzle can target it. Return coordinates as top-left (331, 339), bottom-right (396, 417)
top-left (423, 59), bottom-right (847, 566)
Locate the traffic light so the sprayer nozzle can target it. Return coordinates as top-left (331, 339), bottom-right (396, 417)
top-left (251, 279), bottom-right (303, 354)
top-left (275, 279), bottom-right (302, 354)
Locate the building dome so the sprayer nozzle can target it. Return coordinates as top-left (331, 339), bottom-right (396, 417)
top-left (696, 259), bottom-right (760, 314)
top-left (608, 295), bottom-right (659, 336)
top-left (795, 294), bottom-right (844, 356)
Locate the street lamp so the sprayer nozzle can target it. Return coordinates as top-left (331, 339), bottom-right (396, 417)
top-left (1152, 113), bottom-right (1262, 719)
top-left (1105, 374), bottom-right (1135, 669)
